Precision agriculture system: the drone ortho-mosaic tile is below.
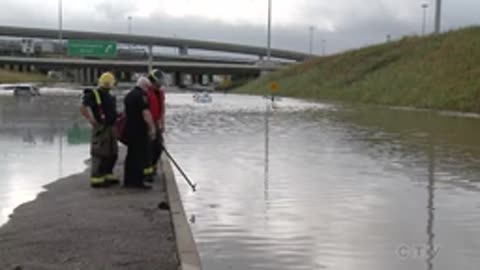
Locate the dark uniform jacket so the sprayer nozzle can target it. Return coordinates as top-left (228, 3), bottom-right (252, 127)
top-left (124, 86), bottom-right (150, 141)
top-left (82, 88), bottom-right (118, 126)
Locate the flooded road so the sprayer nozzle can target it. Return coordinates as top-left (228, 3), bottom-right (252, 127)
top-left (167, 94), bottom-right (480, 270)
top-left (1, 92), bottom-right (480, 269)
top-left (0, 94), bottom-right (89, 224)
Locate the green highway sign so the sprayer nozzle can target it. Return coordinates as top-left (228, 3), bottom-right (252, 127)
top-left (67, 40), bottom-right (117, 58)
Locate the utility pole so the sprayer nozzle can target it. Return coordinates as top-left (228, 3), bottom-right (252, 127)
top-left (434, 0), bottom-right (442, 34)
top-left (321, 39), bottom-right (326, 56)
top-left (422, 3), bottom-right (429, 36)
top-left (128, 16), bottom-right (132, 34)
top-left (266, 0), bottom-right (272, 63)
top-left (308, 26), bottom-right (315, 56)
top-left (128, 16), bottom-right (132, 52)
top-left (58, 0), bottom-right (63, 43)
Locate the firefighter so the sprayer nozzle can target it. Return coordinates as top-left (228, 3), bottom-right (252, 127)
top-left (80, 72), bottom-right (119, 188)
top-left (123, 76), bottom-right (156, 189)
top-left (146, 69), bottom-right (166, 180)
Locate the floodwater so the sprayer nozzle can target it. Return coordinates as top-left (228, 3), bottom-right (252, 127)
top-left (0, 92), bottom-right (89, 225)
top-left (1, 92), bottom-right (480, 269)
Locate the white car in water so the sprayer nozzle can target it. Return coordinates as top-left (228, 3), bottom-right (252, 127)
top-left (193, 91), bottom-right (212, 103)
top-left (13, 84), bottom-right (41, 97)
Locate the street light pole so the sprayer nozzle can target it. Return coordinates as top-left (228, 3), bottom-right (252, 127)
top-left (58, 0), bottom-right (63, 42)
top-left (422, 3), bottom-right (429, 36)
top-left (308, 26), bottom-right (315, 56)
top-left (266, 0), bottom-right (272, 63)
top-left (128, 16), bottom-right (132, 34)
top-left (127, 16), bottom-right (133, 52)
top-left (321, 39), bottom-right (326, 56)
top-left (434, 0), bottom-right (442, 34)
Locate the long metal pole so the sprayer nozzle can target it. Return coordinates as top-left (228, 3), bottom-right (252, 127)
top-left (434, 0), bottom-right (442, 34)
top-left (422, 4), bottom-right (428, 36)
top-left (58, 0), bottom-right (63, 42)
top-left (322, 39), bottom-right (326, 56)
top-left (162, 145), bottom-right (197, 192)
top-left (308, 26), bottom-right (315, 56)
top-left (128, 16), bottom-right (132, 52)
top-left (267, 0), bottom-right (272, 63)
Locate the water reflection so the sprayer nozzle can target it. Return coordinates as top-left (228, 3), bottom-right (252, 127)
top-left (167, 94), bottom-right (480, 270)
top-left (0, 95), bottom-right (90, 226)
top-left (426, 135), bottom-right (436, 270)
top-left (67, 123), bottom-right (91, 145)
top-left (264, 98), bottom-right (270, 206)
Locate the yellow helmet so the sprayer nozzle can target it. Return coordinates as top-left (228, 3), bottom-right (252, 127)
top-left (98, 72), bottom-right (116, 89)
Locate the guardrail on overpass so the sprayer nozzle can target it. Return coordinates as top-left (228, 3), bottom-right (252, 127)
top-left (0, 26), bottom-right (310, 61)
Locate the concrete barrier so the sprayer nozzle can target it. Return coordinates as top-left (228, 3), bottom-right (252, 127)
top-left (163, 157), bottom-right (202, 270)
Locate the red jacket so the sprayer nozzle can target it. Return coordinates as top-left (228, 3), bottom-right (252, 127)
top-left (147, 86), bottom-right (165, 124)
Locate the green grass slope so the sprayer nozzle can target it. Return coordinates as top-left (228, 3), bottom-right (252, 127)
top-left (237, 27), bottom-right (480, 112)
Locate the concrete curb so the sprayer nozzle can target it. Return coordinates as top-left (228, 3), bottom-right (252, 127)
top-left (162, 156), bottom-right (202, 270)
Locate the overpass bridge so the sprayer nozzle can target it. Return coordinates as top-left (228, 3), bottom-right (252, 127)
top-left (0, 26), bottom-right (309, 61)
top-left (0, 25), bottom-right (307, 85)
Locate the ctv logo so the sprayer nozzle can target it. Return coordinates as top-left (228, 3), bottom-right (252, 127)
top-left (396, 244), bottom-right (440, 259)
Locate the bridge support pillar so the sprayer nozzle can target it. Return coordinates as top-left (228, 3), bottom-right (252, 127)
top-left (174, 72), bottom-right (182, 86)
top-left (179, 46), bottom-right (188, 56)
top-left (79, 68), bottom-right (85, 84)
top-left (93, 68), bottom-right (99, 83)
top-left (125, 72), bottom-right (132, 82)
top-left (86, 67), bottom-right (92, 85)
top-left (192, 74), bottom-right (200, 85)
top-left (73, 69), bottom-right (80, 83)
top-left (148, 45), bottom-right (153, 72)
top-left (114, 71), bottom-right (122, 82)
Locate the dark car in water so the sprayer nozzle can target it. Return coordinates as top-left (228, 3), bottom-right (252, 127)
top-left (13, 85), bottom-right (40, 97)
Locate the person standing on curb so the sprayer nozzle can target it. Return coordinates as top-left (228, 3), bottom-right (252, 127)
top-left (80, 72), bottom-right (119, 188)
top-left (123, 76), bottom-right (156, 189)
top-left (145, 69), bottom-right (166, 181)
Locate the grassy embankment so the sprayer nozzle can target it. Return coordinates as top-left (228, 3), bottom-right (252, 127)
top-left (0, 69), bottom-right (49, 83)
top-left (236, 27), bottom-right (480, 113)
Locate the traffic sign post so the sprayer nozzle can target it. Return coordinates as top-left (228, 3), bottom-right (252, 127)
top-left (67, 40), bottom-right (117, 58)
top-left (269, 81), bottom-right (279, 93)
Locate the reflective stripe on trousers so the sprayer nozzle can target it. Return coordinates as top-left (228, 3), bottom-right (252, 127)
top-left (90, 176), bottom-right (105, 184)
top-left (143, 166), bottom-right (155, 175)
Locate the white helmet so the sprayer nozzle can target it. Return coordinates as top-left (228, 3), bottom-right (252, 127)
top-left (136, 76), bottom-right (151, 91)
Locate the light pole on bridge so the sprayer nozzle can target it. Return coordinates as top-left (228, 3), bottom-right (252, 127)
top-left (422, 3), bottom-right (429, 36)
top-left (266, 0), bottom-right (272, 64)
top-left (434, 0), bottom-right (442, 34)
top-left (128, 16), bottom-right (132, 34)
top-left (308, 26), bottom-right (315, 56)
top-left (58, 0), bottom-right (63, 43)
top-left (321, 39), bottom-right (326, 56)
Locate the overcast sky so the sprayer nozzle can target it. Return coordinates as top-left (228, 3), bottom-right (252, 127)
top-left (0, 0), bottom-right (479, 55)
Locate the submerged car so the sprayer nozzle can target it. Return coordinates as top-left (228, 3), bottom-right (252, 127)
top-left (14, 85), bottom-right (40, 97)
